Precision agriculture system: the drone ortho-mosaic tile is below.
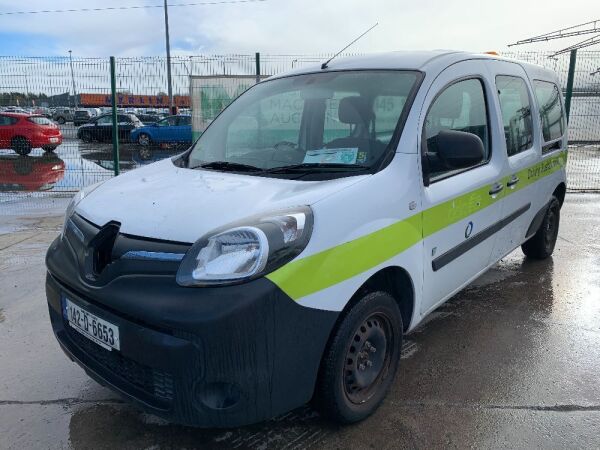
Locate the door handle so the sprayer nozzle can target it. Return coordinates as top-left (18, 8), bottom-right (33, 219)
top-left (507, 175), bottom-right (520, 188)
top-left (489, 182), bottom-right (504, 196)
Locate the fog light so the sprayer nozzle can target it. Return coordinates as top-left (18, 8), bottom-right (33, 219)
top-left (195, 382), bottom-right (242, 411)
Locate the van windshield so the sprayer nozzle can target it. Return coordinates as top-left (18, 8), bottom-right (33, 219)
top-left (186, 70), bottom-right (420, 179)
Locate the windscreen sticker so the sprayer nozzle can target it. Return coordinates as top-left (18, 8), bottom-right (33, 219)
top-left (302, 148), bottom-right (358, 164)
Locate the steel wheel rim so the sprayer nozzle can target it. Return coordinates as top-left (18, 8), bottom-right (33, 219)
top-left (545, 207), bottom-right (558, 247)
top-left (343, 312), bottom-right (393, 404)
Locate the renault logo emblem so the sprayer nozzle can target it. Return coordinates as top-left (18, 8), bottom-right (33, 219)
top-left (465, 221), bottom-right (474, 239)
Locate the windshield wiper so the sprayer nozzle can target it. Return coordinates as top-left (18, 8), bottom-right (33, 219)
top-left (265, 163), bottom-right (371, 174)
top-left (195, 161), bottom-right (263, 172)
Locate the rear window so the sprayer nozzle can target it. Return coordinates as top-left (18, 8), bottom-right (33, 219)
top-left (533, 80), bottom-right (565, 145)
top-left (495, 75), bottom-right (533, 157)
top-left (28, 116), bottom-right (53, 125)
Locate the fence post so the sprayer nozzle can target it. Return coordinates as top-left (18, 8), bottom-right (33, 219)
top-left (109, 56), bottom-right (120, 176)
top-left (255, 52), bottom-right (260, 84)
top-left (564, 49), bottom-right (577, 123)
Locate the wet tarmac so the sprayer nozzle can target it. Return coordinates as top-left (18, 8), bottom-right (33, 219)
top-left (0, 195), bottom-right (599, 449)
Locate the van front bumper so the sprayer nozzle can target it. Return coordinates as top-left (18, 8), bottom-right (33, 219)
top-left (45, 235), bottom-right (338, 428)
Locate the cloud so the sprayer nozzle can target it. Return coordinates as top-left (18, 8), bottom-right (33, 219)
top-left (0, 0), bottom-right (596, 57)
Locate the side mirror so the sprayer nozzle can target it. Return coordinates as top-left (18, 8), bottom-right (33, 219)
top-left (436, 130), bottom-right (484, 169)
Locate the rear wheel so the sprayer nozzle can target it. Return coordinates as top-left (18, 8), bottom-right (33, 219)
top-left (12, 136), bottom-right (32, 156)
top-left (80, 131), bottom-right (93, 143)
top-left (42, 145), bottom-right (57, 153)
top-left (522, 196), bottom-right (560, 259)
top-left (315, 291), bottom-right (402, 424)
top-left (137, 132), bottom-right (152, 147)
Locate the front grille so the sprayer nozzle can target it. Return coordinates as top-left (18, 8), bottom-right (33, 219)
top-left (65, 324), bottom-right (174, 402)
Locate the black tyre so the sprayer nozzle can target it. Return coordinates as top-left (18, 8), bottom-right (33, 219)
top-left (56, 117), bottom-right (66, 125)
top-left (522, 196), bottom-right (560, 259)
top-left (315, 291), bottom-right (403, 424)
top-left (42, 145), bottom-right (57, 153)
top-left (137, 132), bottom-right (152, 147)
top-left (12, 136), bottom-right (32, 156)
top-left (80, 131), bottom-right (93, 143)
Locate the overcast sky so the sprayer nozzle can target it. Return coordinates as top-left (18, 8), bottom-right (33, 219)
top-left (0, 0), bottom-right (596, 56)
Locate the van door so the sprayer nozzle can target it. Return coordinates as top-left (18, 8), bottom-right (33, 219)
top-left (485, 60), bottom-right (543, 262)
top-left (420, 61), bottom-right (505, 315)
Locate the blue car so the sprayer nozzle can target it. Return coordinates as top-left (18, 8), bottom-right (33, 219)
top-left (130, 115), bottom-right (192, 151)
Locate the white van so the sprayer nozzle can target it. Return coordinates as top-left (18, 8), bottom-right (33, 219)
top-left (46, 51), bottom-right (567, 427)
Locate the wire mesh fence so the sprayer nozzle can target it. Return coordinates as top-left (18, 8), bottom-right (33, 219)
top-left (0, 51), bottom-right (599, 212)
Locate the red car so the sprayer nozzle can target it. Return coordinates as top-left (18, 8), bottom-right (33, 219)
top-left (0, 113), bottom-right (63, 155)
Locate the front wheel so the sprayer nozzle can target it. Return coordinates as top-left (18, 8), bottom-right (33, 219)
top-left (314, 291), bottom-right (403, 424)
top-left (137, 132), bottom-right (152, 147)
top-left (522, 196), bottom-right (560, 259)
top-left (80, 131), bottom-right (93, 143)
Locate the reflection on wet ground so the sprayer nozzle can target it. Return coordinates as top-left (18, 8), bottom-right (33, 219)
top-left (0, 123), bottom-right (182, 199)
top-left (0, 195), bottom-right (598, 448)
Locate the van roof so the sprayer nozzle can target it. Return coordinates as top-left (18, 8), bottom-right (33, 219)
top-left (270, 50), bottom-right (558, 82)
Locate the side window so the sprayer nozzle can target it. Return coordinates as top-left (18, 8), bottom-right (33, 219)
top-left (97, 116), bottom-right (112, 124)
top-left (496, 76), bottom-right (533, 157)
top-left (178, 116), bottom-right (191, 126)
top-left (0, 116), bottom-right (17, 125)
top-left (533, 80), bottom-right (565, 150)
top-left (424, 78), bottom-right (490, 180)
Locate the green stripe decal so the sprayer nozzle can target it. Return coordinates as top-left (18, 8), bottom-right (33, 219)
top-left (267, 150), bottom-right (567, 301)
top-left (267, 214), bottom-right (423, 301)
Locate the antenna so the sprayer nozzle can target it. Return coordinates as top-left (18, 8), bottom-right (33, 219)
top-left (321, 22), bottom-right (378, 70)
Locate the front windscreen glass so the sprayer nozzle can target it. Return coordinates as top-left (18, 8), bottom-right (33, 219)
top-left (186, 70), bottom-right (420, 178)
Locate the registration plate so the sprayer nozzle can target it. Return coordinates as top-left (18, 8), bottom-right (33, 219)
top-left (64, 298), bottom-right (120, 351)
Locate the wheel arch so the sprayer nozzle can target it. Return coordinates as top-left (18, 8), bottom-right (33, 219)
top-left (11, 135), bottom-right (29, 143)
top-left (343, 266), bottom-right (415, 333)
top-left (553, 182), bottom-right (566, 207)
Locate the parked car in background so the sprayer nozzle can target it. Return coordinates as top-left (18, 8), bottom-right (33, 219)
top-left (77, 113), bottom-right (142, 143)
top-left (73, 109), bottom-right (96, 126)
top-left (3, 107), bottom-right (29, 114)
top-left (136, 112), bottom-right (164, 125)
top-left (130, 115), bottom-right (192, 154)
top-left (33, 107), bottom-right (52, 118)
top-left (52, 108), bottom-right (73, 124)
top-left (0, 153), bottom-right (65, 191)
top-left (0, 113), bottom-right (63, 155)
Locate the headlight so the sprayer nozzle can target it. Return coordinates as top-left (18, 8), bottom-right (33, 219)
top-left (61, 181), bottom-right (104, 237)
top-left (176, 206), bottom-right (313, 286)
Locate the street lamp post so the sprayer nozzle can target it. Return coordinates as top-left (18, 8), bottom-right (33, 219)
top-left (163, 0), bottom-right (174, 114)
top-left (68, 50), bottom-right (78, 109)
